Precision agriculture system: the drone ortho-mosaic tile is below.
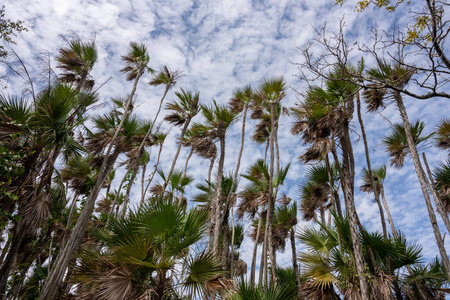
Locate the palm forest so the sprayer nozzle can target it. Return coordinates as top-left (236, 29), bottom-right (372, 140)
top-left (0, 1), bottom-right (450, 299)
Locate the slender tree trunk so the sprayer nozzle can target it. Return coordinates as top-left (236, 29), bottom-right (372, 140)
top-left (178, 147), bottom-right (194, 205)
top-left (250, 206), bottom-right (264, 285)
top-left (356, 92), bottom-right (388, 239)
top-left (141, 163), bottom-right (147, 205)
top-left (422, 152), bottom-right (450, 234)
top-left (121, 85), bottom-right (171, 211)
top-left (225, 105), bottom-right (248, 274)
top-left (106, 170), bottom-right (128, 226)
top-left (163, 120), bottom-right (191, 191)
top-left (208, 155), bottom-right (215, 183)
top-left (40, 68), bottom-right (144, 300)
top-left (62, 191), bottom-right (80, 246)
top-left (339, 116), bottom-right (369, 300)
top-left (265, 102), bottom-right (277, 284)
top-left (380, 186), bottom-right (397, 235)
top-left (394, 91), bottom-right (450, 278)
top-left (212, 134), bottom-right (226, 255)
top-left (230, 205), bottom-right (236, 277)
top-left (290, 228), bottom-right (301, 299)
top-left (142, 142), bottom-right (164, 206)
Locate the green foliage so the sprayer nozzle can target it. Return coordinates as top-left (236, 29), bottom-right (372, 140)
top-left (0, 5), bottom-right (27, 58)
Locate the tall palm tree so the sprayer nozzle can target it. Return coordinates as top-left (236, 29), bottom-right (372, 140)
top-left (227, 85), bottom-right (252, 277)
top-left (120, 66), bottom-right (182, 210)
top-left (254, 76), bottom-right (286, 284)
top-left (40, 42), bottom-right (151, 299)
top-left (291, 71), bottom-right (369, 298)
top-left (384, 121), bottom-right (450, 238)
top-left (193, 101), bottom-right (236, 256)
top-left (162, 88), bottom-right (200, 190)
top-left (56, 35), bottom-right (97, 90)
top-left (364, 60), bottom-right (450, 279)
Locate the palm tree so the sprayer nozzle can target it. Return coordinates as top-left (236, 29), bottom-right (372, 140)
top-left (227, 85), bottom-right (252, 277)
top-left (383, 121), bottom-right (450, 234)
top-left (273, 202), bottom-right (301, 298)
top-left (40, 42), bottom-right (151, 299)
top-left (56, 35), bottom-right (97, 90)
top-left (162, 88), bottom-right (200, 190)
top-left (292, 72), bottom-right (369, 298)
top-left (192, 101), bottom-right (236, 256)
top-left (364, 60), bottom-right (450, 279)
top-left (299, 163), bottom-right (340, 223)
top-left (254, 76), bottom-right (286, 284)
top-left (119, 66), bottom-right (181, 210)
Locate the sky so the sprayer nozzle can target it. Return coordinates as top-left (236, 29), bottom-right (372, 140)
top-left (2, 0), bottom-right (450, 280)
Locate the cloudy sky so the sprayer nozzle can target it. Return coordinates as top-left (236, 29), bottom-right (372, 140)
top-left (3, 0), bottom-right (449, 277)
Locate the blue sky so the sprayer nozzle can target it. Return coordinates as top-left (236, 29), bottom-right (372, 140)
top-left (2, 0), bottom-right (449, 278)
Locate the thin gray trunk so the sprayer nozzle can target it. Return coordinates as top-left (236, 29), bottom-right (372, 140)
top-left (142, 142), bottom-right (164, 206)
top-left (62, 191), bottom-right (80, 246)
top-left (394, 91), bottom-right (450, 278)
top-left (250, 206), bottom-right (264, 285)
top-left (290, 228), bottom-right (301, 299)
top-left (163, 120), bottom-right (191, 191)
top-left (356, 92), bottom-right (388, 239)
top-left (106, 170), bottom-right (128, 226)
top-left (178, 147), bottom-right (194, 206)
top-left (225, 105), bottom-right (248, 273)
top-left (265, 102), bottom-right (277, 284)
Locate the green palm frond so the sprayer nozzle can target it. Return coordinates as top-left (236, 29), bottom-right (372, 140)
top-left (120, 42), bottom-right (150, 81)
top-left (435, 118), bottom-right (450, 150)
top-left (184, 251), bottom-right (226, 298)
top-left (383, 120), bottom-right (432, 168)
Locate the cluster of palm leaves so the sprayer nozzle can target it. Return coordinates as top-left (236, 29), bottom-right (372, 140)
top-left (0, 31), bottom-right (449, 300)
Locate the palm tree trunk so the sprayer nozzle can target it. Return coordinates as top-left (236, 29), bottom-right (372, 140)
top-left (393, 91), bottom-right (450, 278)
top-left (356, 92), bottom-right (388, 239)
top-left (142, 143), bottom-right (164, 206)
top-left (208, 155), bottom-right (215, 183)
top-left (226, 105), bottom-right (248, 274)
top-left (265, 102), bottom-right (277, 284)
top-left (422, 152), bottom-right (450, 234)
top-left (141, 163), bottom-right (147, 206)
top-left (250, 206), bottom-right (264, 285)
top-left (123, 84), bottom-right (171, 210)
top-left (290, 228), bottom-right (301, 299)
top-left (106, 170), bottom-right (128, 226)
top-left (62, 191), bottom-right (80, 246)
top-left (163, 119), bottom-right (191, 191)
top-left (212, 134), bottom-right (226, 255)
top-left (380, 186), bottom-right (397, 235)
top-left (120, 167), bottom-right (138, 216)
top-left (339, 119), bottom-right (370, 300)
top-left (178, 147), bottom-right (194, 205)
top-left (40, 67), bottom-right (144, 300)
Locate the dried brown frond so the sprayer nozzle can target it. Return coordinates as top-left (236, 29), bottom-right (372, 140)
top-left (362, 84), bottom-right (387, 112)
